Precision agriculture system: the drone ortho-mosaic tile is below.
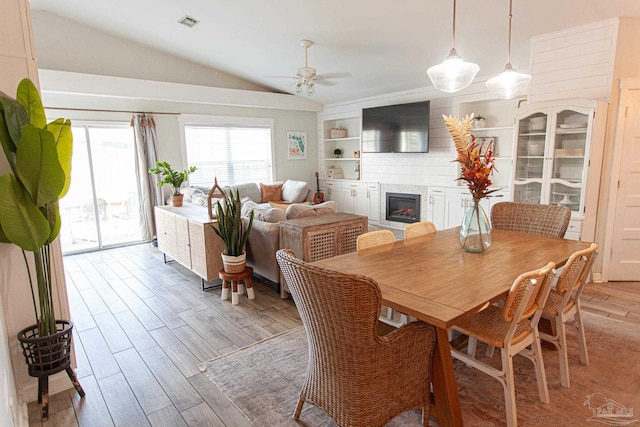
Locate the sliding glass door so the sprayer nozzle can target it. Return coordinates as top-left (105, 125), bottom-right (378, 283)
top-left (59, 123), bottom-right (144, 254)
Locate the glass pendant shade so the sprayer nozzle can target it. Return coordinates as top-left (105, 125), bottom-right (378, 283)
top-left (485, 63), bottom-right (532, 100)
top-left (428, 48), bottom-right (479, 93)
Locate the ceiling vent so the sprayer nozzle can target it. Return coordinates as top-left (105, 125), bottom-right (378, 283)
top-left (178, 15), bottom-right (200, 28)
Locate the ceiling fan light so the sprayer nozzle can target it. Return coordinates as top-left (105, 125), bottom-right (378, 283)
top-left (427, 49), bottom-right (479, 93)
top-left (485, 63), bottom-right (531, 100)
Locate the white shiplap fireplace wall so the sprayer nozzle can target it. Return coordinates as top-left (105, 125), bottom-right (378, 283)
top-left (320, 82), bottom-right (495, 229)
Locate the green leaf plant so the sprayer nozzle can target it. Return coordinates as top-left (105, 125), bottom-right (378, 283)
top-left (212, 190), bottom-right (254, 256)
top-left (148, 161), bottom-right (196, 196)
top-left (0, 78), bottom-right (72, 337)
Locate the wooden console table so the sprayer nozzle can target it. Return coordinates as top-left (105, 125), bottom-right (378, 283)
top-left (155, 204), bottom-right (224, 288)
top-left (279, 213), bottom-right (368, 298)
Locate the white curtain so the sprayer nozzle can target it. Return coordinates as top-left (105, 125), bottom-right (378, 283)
top-left (132, 113), bottom-right (161, 241)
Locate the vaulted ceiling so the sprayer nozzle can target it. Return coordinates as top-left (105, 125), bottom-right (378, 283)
top-left (29, 0), bottom-right (640, 105)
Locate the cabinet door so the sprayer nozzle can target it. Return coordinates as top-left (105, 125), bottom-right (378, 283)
top-left (325, 182), bottom-right (338, 202)
top-left (548, 106), bottom-right (592, 216)
top-left (175, 215), bottom-right (191, 268)
top-left (427, 188), bottom-right (446, 230)
top-left (353, 185), bottom-right (369, 217)
top-left (338, 187), bottom-right (354, 213)
top-left (155, 208), bottom-right (167, 252)
top-left (163, 211), bottom-right (178, 259)
top-left (188, 221), bottom-right (206, 278)
top-left (367, 186), bottom-right (380, 223)
top-left (512, 108), bottom-right (550, 205)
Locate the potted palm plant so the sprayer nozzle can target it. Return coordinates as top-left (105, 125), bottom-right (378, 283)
top-left (148, 161), bottom-right (197, 207)
top-left (0, 78), bottom-right (84, 421)
top-left (212, 189), bottom-right (254, 273)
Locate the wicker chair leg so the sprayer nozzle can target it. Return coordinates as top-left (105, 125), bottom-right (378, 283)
top-left (422, 403), bottom-right (430, 427)
top-left (293, 397), bottom-right (305, 420)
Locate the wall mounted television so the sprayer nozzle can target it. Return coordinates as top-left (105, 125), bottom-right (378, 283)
top-left (361, 100), bottom-right (430, 153)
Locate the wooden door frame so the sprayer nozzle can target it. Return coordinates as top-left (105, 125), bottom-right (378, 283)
top-left (601, 78), bottom-right (640, 282)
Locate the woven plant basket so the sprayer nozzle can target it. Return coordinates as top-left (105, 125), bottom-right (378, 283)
top-left (221, 252), bottom-right (247, 273)
top-left (17, 320), bottom-right (74, 377)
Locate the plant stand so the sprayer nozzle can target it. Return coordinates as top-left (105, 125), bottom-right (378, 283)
top-left (219, 267), bottom-right (255, 305)
top-left (17, 320), bottom-right (85, 421)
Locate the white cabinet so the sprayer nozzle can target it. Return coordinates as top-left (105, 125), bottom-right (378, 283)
top-left (320, 115), bottom-right (361, 181)
top-left (427, 187), bottom-right (446, 230)
top-left (511, 100), bottom-right (607, 241)
top-left (319, 179), bottom-right (380, 224)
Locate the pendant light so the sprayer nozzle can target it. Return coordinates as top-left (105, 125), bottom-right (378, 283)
top-left (427, 0), bottom-right (479, 93)
top-left (485, 0), bottom-right (531, 99)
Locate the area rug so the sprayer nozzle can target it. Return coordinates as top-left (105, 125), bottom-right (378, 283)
top-left (199, 313), bottom-right (640, 426)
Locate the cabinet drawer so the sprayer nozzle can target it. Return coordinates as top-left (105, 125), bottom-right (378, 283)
top-left (567, 219), bottom-right (582, 234)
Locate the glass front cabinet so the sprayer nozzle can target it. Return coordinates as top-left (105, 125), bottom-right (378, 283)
top-left (511, 100), bottom-right (608, 241)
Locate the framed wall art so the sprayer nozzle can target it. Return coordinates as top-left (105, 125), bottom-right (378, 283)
top-left (287, 131), bottom-right (307, 160)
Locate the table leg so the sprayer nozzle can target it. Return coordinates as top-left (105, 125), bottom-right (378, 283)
top-left (430, 326), bottom-right (463, 427)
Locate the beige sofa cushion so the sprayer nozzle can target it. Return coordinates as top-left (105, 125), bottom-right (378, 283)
top-left (242, 200), bottom-right (286, 223)
top-left (286, 201), bottom-right (338, 219)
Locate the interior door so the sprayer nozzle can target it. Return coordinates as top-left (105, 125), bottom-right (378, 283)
top-left (609, 89), bottom-right (640, 280)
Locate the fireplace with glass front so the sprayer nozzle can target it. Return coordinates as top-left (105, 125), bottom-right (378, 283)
top-left (386, 193), bottom-right (420, 224)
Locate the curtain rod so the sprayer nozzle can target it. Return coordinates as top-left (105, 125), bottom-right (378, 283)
top-left (43, 106), bottom-right (180, 115)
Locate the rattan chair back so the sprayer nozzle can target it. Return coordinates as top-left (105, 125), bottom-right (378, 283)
top-left (356, 229), bottom-right (395, 251)
top-left (503, 262), bottom-right (556, 324)
top-left (276, 249), bottom-right (436, 427)
top-left (491, 202), bottom-right (571, 238)
top-left (555, 243), bottom-right (598, 296)
top-left (403, 221), bottom-right (437, 240)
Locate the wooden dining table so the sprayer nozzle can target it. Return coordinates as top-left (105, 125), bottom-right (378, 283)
top-left (314, 227), bottom-right (591, 427)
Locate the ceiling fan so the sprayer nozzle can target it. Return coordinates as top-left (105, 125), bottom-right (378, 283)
top-left (268, 39), bottom-right (349, 96)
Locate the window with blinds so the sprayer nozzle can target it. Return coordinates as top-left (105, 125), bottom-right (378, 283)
top-left (183, 120), bottom-right (273, 188)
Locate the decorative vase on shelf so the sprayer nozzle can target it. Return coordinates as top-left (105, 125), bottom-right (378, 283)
top-left (460, 199), bottom-right (491, 253)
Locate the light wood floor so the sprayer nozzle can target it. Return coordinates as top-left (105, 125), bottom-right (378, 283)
top-left (28, 243), bottom-right (639, 426)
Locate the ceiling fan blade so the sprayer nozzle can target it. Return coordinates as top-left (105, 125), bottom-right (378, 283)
top-left (263, 75), bottom-right (298, 80)
top-left (316, 72), bottom-right (352, 80)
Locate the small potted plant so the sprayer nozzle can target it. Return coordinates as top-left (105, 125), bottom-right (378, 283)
top-left (473, 115), bottom-right (486, 128)
top-left (212, 189), bottom-right (254, 273)
top-left (334, 148), bottom-right (342, 158)
top-left (148, 161), bottom-right (197, 207)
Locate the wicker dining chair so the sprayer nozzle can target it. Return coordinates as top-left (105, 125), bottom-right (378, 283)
top-left (356, 229), bottom-right (396, 250)
top-left (404, 221), bottom-right (437, 240)
top-left (276, 249), bottom-right (436, 427)
top-left (490, 202), bottom-right (571, 238)
top-left (540, 243), bottom-right (598, 388)
top-left (356, 230), bottom-right (407, 327)
top-left (450, 261), bottom-right (556, 427)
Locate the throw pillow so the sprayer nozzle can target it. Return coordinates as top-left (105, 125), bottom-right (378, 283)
top-left (281, 180), bottom-right (309, 203)
top-left (260, 183), bottom-right (283, 203)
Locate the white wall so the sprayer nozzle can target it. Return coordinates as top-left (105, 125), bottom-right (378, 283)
top-left (31, 11), bottom-right (272, 93)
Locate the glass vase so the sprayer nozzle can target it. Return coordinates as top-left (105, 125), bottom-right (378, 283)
top-left (460, 199), bottom-right (491, 253)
